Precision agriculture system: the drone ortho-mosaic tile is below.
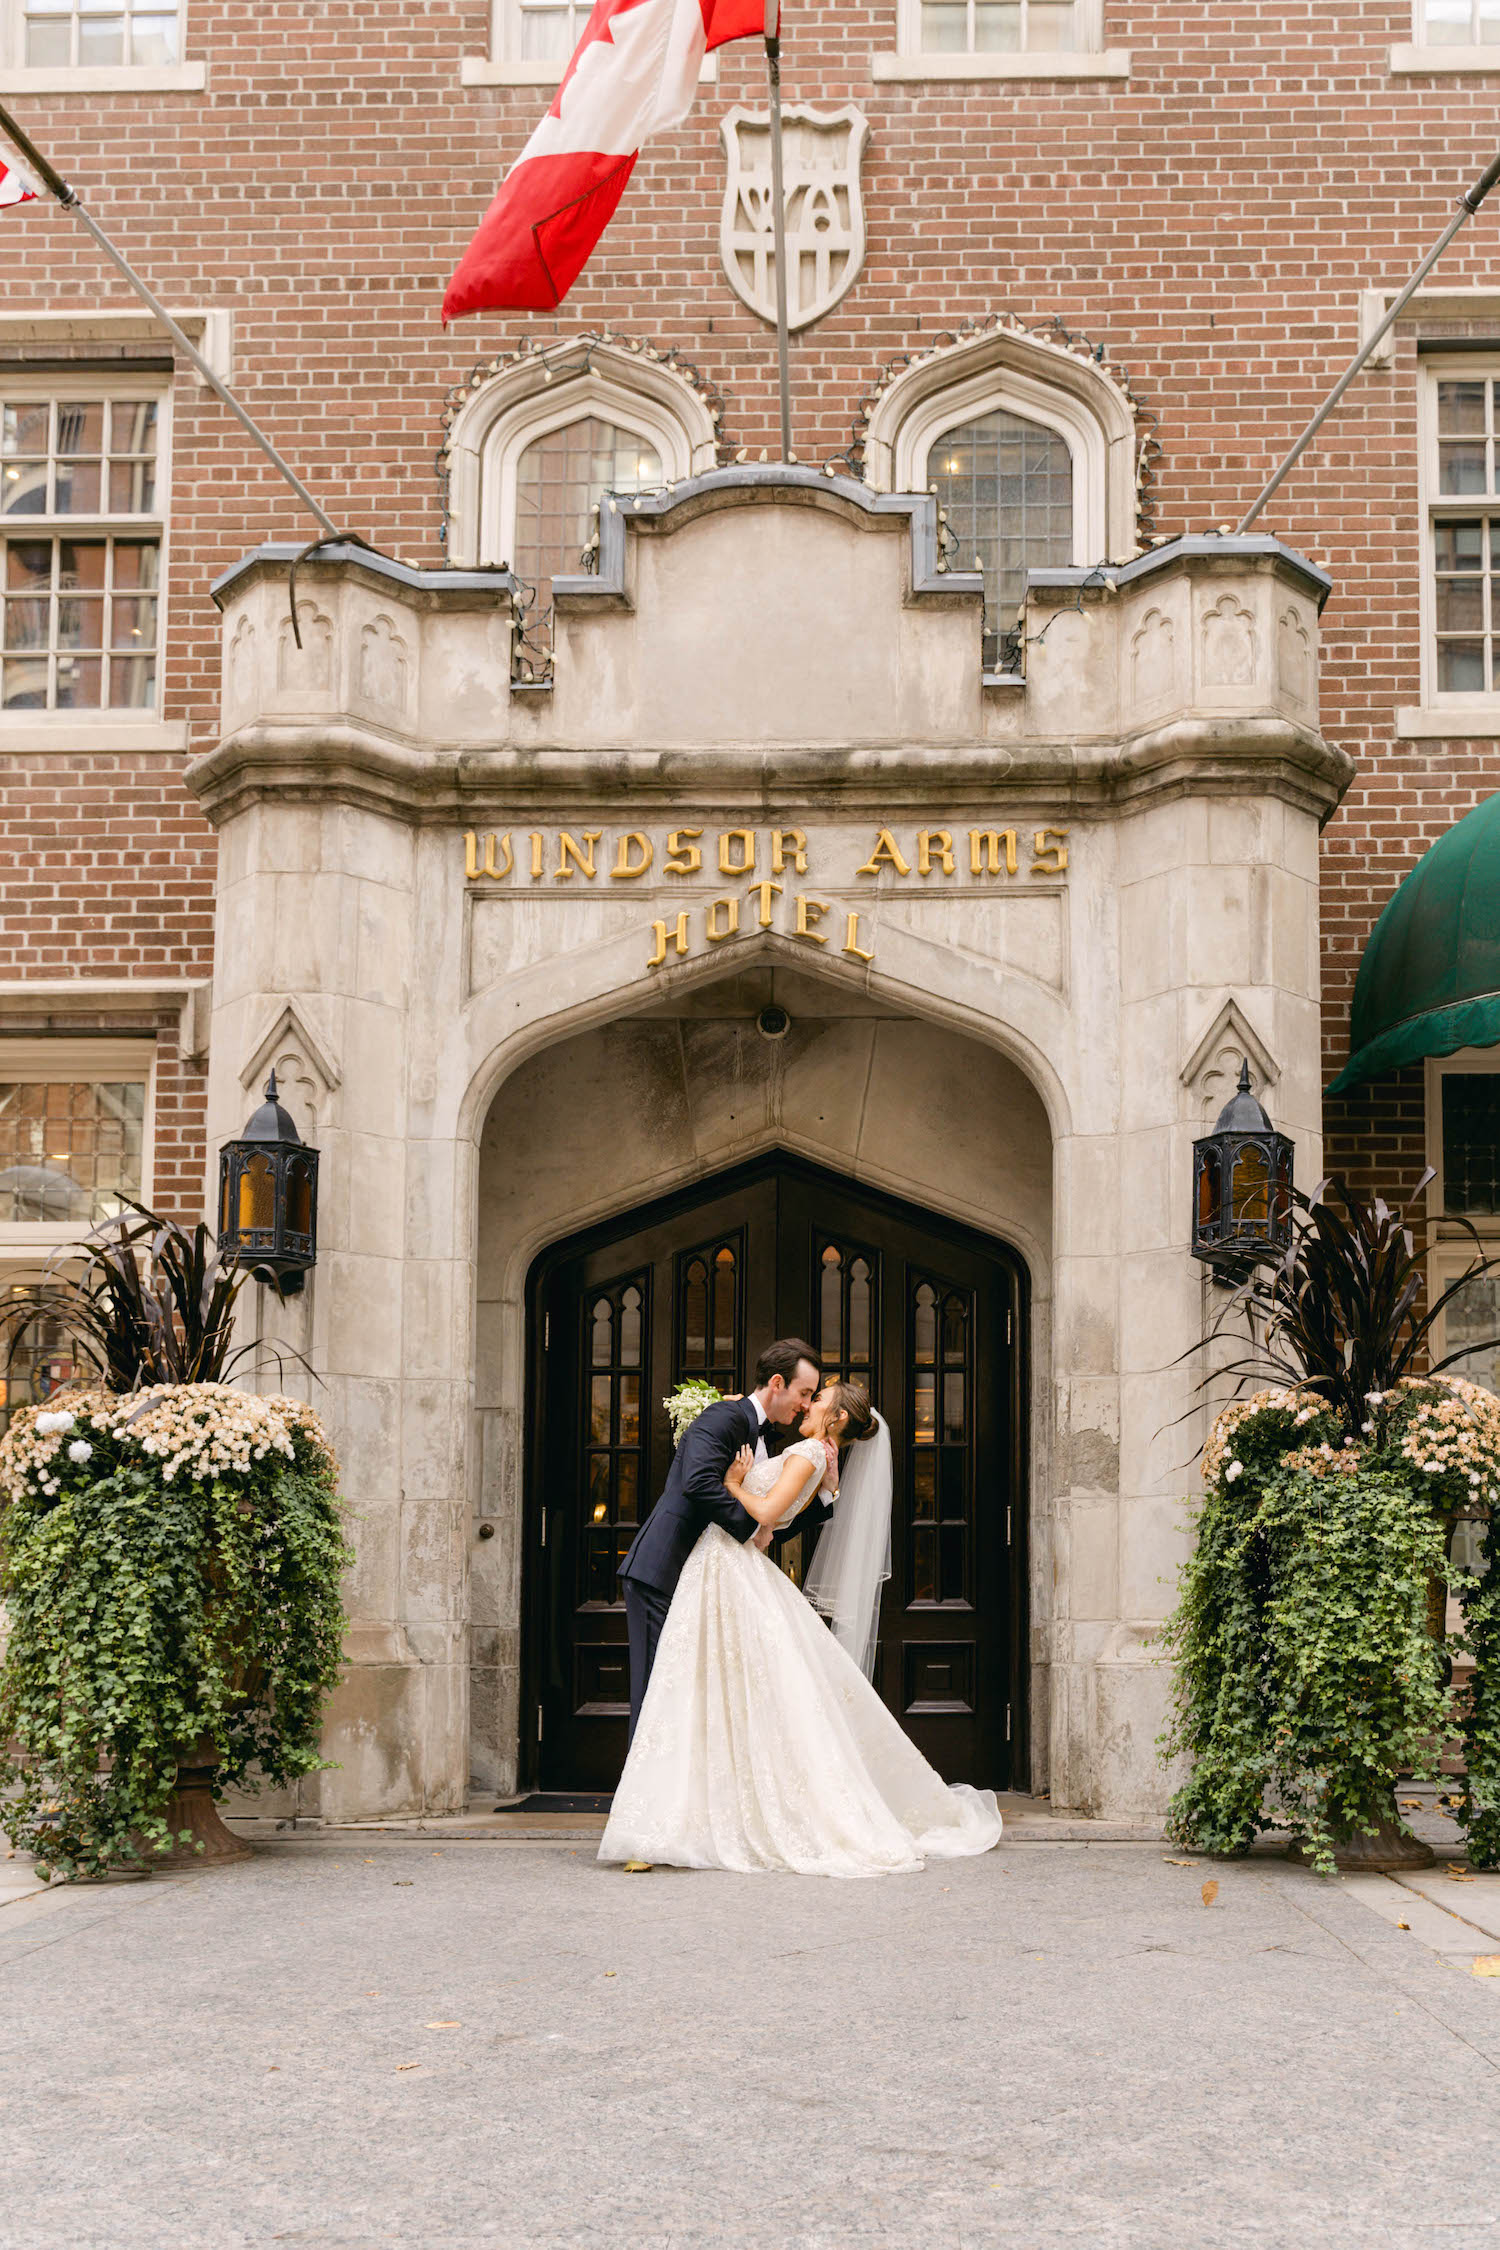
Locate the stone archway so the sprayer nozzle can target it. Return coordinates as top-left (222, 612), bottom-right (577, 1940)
top-left (470, 962), bottom-right (1053, 1797)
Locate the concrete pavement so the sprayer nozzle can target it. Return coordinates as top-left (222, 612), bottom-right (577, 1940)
top-left (4, 1832), bottom-right (1500, 2250)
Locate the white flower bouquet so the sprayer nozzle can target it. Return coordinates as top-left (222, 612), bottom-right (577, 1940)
top-left (663, 1380), bottom-right (725, 1446)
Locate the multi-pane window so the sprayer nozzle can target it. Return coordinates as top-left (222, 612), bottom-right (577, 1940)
top-left (1, 390), bottom-right (164, 714)
top-left (501, 0), bottom-right (588, 62)
top-left (511, 416), bottom-right (661, 634)
top-left (928, 410), bottom-right (1073, 670)
top-left (582, 1273), bottom-right (646, 1607)
top-left (1442, 1074), bottom-right (1500, 1214)
top-left (0, 1285), bottom-right (76, 1433)
top-left (1419, 0), bottom-right (1500, 41)
top-left (0, 1072), bottom-right (145, 1223)
top-left (15, 0), bottom-right (182, 66)
top-left (909, 1277), bottom-right (972, 1606)
top-left (1426, 373), bottom-right (1500, 699)
top-left (916, 0), bottom-right (1084, 53)
top-left (676, 1238), bottom-right (740, 1393)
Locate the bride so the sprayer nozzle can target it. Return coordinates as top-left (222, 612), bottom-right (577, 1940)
top-left (599, 1381), bottom-right (1003, 1878)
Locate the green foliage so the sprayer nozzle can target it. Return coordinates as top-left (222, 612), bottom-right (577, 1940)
top-left (1206, 1172), bottom-right (1500, 1434)
top-left (1162, 1374), bottom-right (1500, 1872)
top-left (0, 1201), bottom-right (307, 1394)
top-left (0, 1388), bottom-right (351, 1881)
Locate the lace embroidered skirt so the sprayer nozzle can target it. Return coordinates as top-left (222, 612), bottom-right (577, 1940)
top-left (599, 1526), bottom-right (1004, 1878)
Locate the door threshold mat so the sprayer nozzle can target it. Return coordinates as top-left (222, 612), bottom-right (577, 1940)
top-left (502, 1792), bottom-right (614, 1815)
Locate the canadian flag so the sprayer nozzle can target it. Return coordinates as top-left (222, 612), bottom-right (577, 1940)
top-left (0, 153), bottom-right (39, 211)
top-left (443, 0), bottom-right (769, 320)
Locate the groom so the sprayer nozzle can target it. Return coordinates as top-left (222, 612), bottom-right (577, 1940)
top-left (618, 1337), bottom-right (823, 1741)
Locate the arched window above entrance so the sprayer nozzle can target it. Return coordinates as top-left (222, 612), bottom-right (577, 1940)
top-left (928, 409), bottom-right (1074, 672)
top-left (860, 322), bottom-right (1143, 671)
top-left (440, 340), bottom-right (720, 586)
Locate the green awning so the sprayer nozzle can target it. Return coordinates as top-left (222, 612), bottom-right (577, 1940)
top-left (1330, 791), bottom-right (1500, 1094)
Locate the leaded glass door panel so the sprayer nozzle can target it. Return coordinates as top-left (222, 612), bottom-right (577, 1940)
top-left (527, 1155), bottom-right (1023, 1792)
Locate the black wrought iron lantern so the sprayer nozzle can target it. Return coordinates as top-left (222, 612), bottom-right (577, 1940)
top-left (1191, 1061), bottom-right (1294, 1277)
top-left (217, 1073), bottom-right (319, 1293)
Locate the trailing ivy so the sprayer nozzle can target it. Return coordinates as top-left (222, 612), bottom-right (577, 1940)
top-left (1161, 1377), bottom-right (1500, 1874)
top-left (0, 1386), bottom-right (351, 1881)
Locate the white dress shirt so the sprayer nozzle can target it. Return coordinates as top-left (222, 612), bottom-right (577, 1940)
top-left (749, 1391), bottom-right (770, 1464)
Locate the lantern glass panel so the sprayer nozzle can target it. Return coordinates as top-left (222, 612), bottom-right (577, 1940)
top-left (237, 1151), bottom-right (276, 1232)
top-left (1196, 1145), bottom-right (1222, 1237)
top-left (285, 1155), bottom-right (313, 1237)
top-left (1230, 1143), bottom-right (1271, 1236)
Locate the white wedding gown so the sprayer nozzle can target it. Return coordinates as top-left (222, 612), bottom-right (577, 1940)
top-left (599, 1439), bottom-right (1004, 1878)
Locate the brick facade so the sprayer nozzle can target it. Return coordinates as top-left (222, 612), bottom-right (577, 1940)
top-left (3, 0), bottom-right (1498, 1212)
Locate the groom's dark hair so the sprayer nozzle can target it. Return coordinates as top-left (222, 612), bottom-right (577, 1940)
top-left (754, 1337), bottom-right (820, 1388)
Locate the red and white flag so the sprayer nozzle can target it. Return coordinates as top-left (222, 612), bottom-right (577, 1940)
top-left (0, 153), bottom-right (39, 211)
top-left (443, 0), bottom-right (769, 320)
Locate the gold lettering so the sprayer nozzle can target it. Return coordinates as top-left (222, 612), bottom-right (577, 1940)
top-left (1032, 826), bottom-right (1070, 877)
top-left (795, 896), bottom-right (829, 946)
top-left (772, 828), bottom-right (808, 875)
top-left (665, 828), bottom-right (703, 876)
top-left (555, 830), bottom-right (602, 881)
top-left (610, 830), bottom-right (654, 880)
top-left (718, 828), bottom-right (756, 877)
top-left (647, 914), bottom-right (692, 969)
top-left (706, 897), bottom-right (741, 943)
top-left (529, 831), bottom-right (545, 881)
top-left (918, 830), bottom-right (955, 877)
top-left (970, 829), bottom-right (1019, 877)
top-left (857, 829), bottom-right (912, 878)
top-left (464, 830), bottom-right (513, 881)
top-left (748, 880), bottom-right (784, 928)
top-left (842, 912), bottom-right (874, 964)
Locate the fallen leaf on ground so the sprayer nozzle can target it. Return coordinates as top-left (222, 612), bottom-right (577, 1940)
top-left (1201, 1880), bottom-right (1220, 1908)
top-left (425, 2020), bottom-right (461, 2028)
top-left (393, 1881), bottom-right (413, 1887)
top-left (1400, 1800), bottom-right (1423, 1810)
top-left (396, 2063), bottom-right (420, 2072)
top-left (603, 1972), bottom-right (617, 1979)
top-left (1162, 1858), bottom-right (1195, 1867)
top-left (1447, 1869), bottom-right (1476, 1883)
top-left (1473, 1957), bottom-right (1500, 1978)
top-left (1397, 1921), bottom-right (1411, 1931)
top-left (623, 1861), bottom-right (651, 1873)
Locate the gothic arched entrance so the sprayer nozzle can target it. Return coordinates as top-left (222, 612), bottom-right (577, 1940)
top-left (523, 1153), bottom-right (1028, 1794)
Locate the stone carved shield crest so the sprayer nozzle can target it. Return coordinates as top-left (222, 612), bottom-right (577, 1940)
top-left (718, 104), bottom-right (869, 331)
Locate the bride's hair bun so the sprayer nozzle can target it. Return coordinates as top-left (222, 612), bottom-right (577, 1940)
top-left (829, 1382), bottom-right (877, 1444)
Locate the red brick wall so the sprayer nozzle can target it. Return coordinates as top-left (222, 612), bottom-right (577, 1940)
top-left (4, 0), bottom-right (1498, 1204)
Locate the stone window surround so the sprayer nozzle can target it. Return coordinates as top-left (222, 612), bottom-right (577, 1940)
top-left (461, 0), bottom-right (716, 85)
top-left (0, 1033), bottom-right (156, 1256)
top-left (877, 0), bottom-right (1128, 78)
top-left (0, 364), bottom-right (174, 741)
top-left (1402, 351), bottom-right (1500, 736)
top-left (0, 313), bottom-right (228, 753)
top-left (1424, 1049), bottom-right (1500, 1380)
top-left (0, 0), bottom-right (203, 90)
top-left (1393, 0), bottom-right (1500, 70)
top-left (860, 325), bottom-right (1140, 579)
top-left (442, 343), bottom-right (720, 572)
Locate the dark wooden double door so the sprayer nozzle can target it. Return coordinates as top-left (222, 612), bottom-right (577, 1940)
top-left (525, 1155), bottom-right (1026, 1793)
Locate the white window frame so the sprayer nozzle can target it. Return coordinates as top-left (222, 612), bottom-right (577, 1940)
top-left (0, 368), bottom-right (172, 740)
top-left (1415, 356), bottom-right (1500, 725)
top-left (0, 1036), bottom-right (156, 1256)
top-left (878, 0), bottom-right (1127, 79)
top-left (462, 0), bottom-right (715, 85)
top-left (0, 0), bottom-right (204, 91)
top-left (1394, 0), bottom-right (1500, 70)
top-left (443, 345), bottom-right (718, 569)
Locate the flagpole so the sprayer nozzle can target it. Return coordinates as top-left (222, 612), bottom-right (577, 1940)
top-left (0, 100), bottom-right (339, 539)
top-left (1237, 145), bottom-right (1500, 535)
top-left (763, 1), bottom-right (793, 460)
